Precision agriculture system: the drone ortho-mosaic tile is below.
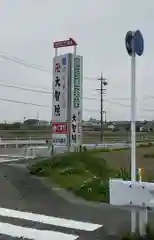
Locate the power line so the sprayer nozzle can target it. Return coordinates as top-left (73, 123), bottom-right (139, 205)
top-left (1, 81), bottom-right (153, 110)
top-left (0, 81), bottom-right (132, 107)
top-left (0, 81), bottom-right (52, 94)
top-left (0, 97), bottom-right (50, 107)
top-left (0, 96), bottom-right (152, 115)
top-left (1, 52), bottom-right (154, 100)
top-left (0, 52), bottom-right (52, 74)
top-left (1, 52), bottom-right (154, 113)
top-left (0, 81), bottom-right (152, 108)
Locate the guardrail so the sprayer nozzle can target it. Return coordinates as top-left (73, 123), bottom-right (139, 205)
top-left (0, 139), bottom-right (47, 149)
top-left (0, 136), bottom-right (51, 141)
top-left (1, 136), bottom-right (154, 141)
top-left (24, 143), bottom-right (131, 158)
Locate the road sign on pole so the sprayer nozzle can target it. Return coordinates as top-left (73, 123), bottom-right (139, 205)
top-left (125, 31), bottom-right (133, 56)
top-left (125, 30), bottom-right (144, 56)
top-left (125, 30), bottom-right (144, 234)
top-left (134, 30), bottom-right (144, 56)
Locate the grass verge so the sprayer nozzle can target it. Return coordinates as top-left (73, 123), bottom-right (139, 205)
top-left (28, 149), bottom-right (132, 202)
top-left (121, 225), bottom-right (154, 239)
top-left (28, 144), bottom-right (154, 203)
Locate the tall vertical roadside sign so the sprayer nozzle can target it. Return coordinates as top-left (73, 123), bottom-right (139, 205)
top-left (52, 38), bottom-right (83, 149)
top-left (71, 55), bottom-right (83, 147)
top-left (52, 54), bottom-right (69, 146)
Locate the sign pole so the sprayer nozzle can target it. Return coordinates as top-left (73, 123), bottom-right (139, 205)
top-left (130, 33), bottom-right (137, 233)
top-left (125, 29), bottom-right (144, 234)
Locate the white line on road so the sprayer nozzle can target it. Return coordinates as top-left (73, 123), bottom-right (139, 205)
top-left (0, 207), bottom-right (102, 231)
top-left (0, 158), bottom-right (21, 163)
top-left (0, 154), bottom-right (23, 158)
top-left (0, 222), bottom-right (78, 240)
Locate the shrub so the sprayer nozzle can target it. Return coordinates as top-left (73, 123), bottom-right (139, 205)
top-left (28, 152), bottom-right (132, 202)
top-left (74, 178), bottom-right (109, 202)
top-left (113, 168), bottom-right (131, 180)
top-left (138, 142), bottom-right (153, 148)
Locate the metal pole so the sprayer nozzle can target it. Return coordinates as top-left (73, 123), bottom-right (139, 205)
top-left (131, 33), bottom-right (137, 233)
top-left (100, 77), bottom-right (104, 142)
top-left (97, 73), bottom-right (107, 143)
top-left (131, 48), bottom-right (136, 182)
top-left (104, 111), bottom-right (106, 123)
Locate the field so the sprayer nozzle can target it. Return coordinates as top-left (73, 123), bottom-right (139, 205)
top-left (0, 129), bottom-right (154, 143)
top-left (98, 146), bottom-right (154, 180)
top-left (29, 144), bottom-right (154, 203)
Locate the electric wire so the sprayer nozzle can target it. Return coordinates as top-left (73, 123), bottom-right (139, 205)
top-left (0, 52), bottom-right (154, 117)
top-left (0, 81), bottom-right (52, 94)
top-left (0, 97), bottom-right (50, 107)
top-left (0, 52), bottom-right (52, 74)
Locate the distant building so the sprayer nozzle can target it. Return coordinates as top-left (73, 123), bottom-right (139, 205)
top-left (38, 120), bottom-right (50, 127)
top-left (24, 119), bottom-right (50, 127)
top-left (24, 119), bottom-right (39, 126)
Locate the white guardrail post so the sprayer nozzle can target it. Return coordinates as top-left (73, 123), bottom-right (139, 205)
top-left (109, 178), bottom-right (154, 235)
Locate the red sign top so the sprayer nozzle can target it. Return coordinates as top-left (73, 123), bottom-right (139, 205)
top-left (52, 122), bottom-right (68, 134)
top-left (53, 38), bottom-right (77, 49)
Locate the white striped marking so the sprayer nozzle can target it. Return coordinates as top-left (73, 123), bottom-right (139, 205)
top-left (0, 158), bottom-right (21, 163)
top-left (0, 222), bottom-right (78, 240)
top-left (0, 207), bottom-right (102, 231)
top-left (0, 154), bottom-right (23, 158)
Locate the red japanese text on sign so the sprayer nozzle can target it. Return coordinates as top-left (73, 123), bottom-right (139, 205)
top-left (52, 122), bottom-right (68, 134)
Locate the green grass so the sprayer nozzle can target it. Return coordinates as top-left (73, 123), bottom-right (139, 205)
top-left (28, 144), bottom-right (154, 203)
top-left (82, 142), bottom-right (154, 154)
top-left (28, 150), bottom-right (132, 202)
top-left (121, 225), bottom-right (154, 239)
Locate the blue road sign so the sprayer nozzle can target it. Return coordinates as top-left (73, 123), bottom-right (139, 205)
top-left (134, 30), bottom-right (144, 56)
top-left (125, 30), bottom-right (144, 56)
top-left (125, 31), bottom-right (133, 56)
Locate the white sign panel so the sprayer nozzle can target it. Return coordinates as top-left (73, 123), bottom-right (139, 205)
top-left (52, 134), bottom-right (68, 146)
top-left (52, 54), bottom-right (69, 122)
top-left (52, 54), bottom-right (69, 146)
top-left (71, 55), bottom-right (83, 146)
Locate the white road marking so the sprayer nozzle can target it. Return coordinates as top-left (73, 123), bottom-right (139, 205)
top-left (0, 222), bottom-right (78, 240)
top-left (0, 158), bottom-right (21, 163)
top-left (0, 154), bottom-right (23, 158)
top-left (0, 207), bottom-right (102, 231)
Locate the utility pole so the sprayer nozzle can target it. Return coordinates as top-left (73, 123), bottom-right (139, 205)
top-left (97, 73), bottom-right (108, 142)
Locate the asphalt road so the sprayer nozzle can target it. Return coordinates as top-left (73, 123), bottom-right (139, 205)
top-left (0, 153), bottom-right (154, 239)
top-left (0, 157), bottom-right (132, 239)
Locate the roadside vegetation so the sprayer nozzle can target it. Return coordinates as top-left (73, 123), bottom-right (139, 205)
top-left (28, 143), bottom-right (154, 203)
top-left (121, 225), bottom-right (154, 240)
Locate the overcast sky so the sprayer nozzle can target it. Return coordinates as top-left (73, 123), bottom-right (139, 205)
top-left (0, 0), bottom-right (153, 122)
